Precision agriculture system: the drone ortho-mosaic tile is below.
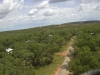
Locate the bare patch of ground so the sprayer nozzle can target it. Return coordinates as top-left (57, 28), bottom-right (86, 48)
top-left (53, 46), bottom-right (71, 75)
top-left (53, 67), bottom-right (61, 75)
top-left (53, 38), bottom-right (75, 75)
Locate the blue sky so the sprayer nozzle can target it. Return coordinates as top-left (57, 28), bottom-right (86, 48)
top-left (0, 0), bottom-right (100, 31)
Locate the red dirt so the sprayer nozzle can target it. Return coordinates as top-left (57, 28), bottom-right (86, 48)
top-left (53, 67), bottom-right (61, 75)
top-left (53, 46), bottom-right (70, 75)
top-left (61, 50), bottom-right (68, 56)
top-left (54, 49), bottom-right (69, 56)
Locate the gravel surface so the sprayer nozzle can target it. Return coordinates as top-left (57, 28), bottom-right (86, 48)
top-left (59, 46), bottom-right (74, 75)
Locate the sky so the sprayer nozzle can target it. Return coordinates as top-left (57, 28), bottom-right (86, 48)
top-left (0, 0), bottom-right (100, 31)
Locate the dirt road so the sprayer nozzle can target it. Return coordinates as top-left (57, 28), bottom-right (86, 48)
top-left (59, 46), bottom-right (73, 75)
top-left (53, 37), bottom-right (75, 75)
top-left (59, 57), bottom-right (70, 75)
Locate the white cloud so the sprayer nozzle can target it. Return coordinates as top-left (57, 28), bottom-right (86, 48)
top-left (0, 0), bottom-right (24, 19)
top-left (78, 4), bottom-right (87, 11)
top-left (78, 2), bottom-right (96, 11)
top-left (28, 1), bottom-right (49, 15)
top-left (0, 0), bottom-right (100, 32)
top-left (81, 0), bottom-right (95, 3)
top-left (0, 19), bottom-right (3, 23)
top-left (95, 3), bottom-right (100, 10)
top-left (32, 0), bottom-right (71, 3)
top-left (19, 0), bottom-right (100, 28)
top-left (66, 0), bottom-right (76, 5)
top-left (29, 9), bottom-right (38, 15)
top-left (35, 1), bottom-right (49, 9)
top-left (49, 0), bottom-right (69, 3)
top-left (29, 1), bottom-right (52, 16)
top-left (32, 0), bottom-right (44, 2)
top-left (43, 8), bottom-right (55, 16)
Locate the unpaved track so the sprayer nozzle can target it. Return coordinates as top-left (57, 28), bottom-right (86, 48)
top-left (59, 57), bottom-right (70, 75)
top-left (53, 37), bottom-right (75, 75)
top-left (59, 46), bottom-right (73, 75)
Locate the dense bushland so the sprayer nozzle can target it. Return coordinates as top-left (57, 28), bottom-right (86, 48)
top-left (0, 24), bottom-right (72, 75)
top-left (68, 24), bottom-right (100, 75)
top-left (0, 22), bottom-right (100, 75)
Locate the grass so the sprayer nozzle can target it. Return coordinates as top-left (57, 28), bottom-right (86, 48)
top-left (59, 39), bottom-right (73, 52)
top-left (34, 38), bottom-right (73, 75)
top-left (35, 55), bottom-right (64, 75)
